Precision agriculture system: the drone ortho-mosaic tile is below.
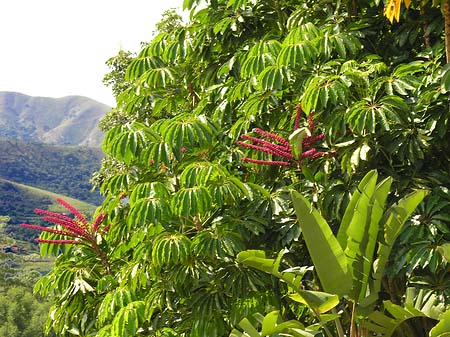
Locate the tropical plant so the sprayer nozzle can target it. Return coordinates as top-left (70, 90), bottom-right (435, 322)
top-left (237, 169), bottom-right (446, 337)
top-left (25, 0), bottom-right (450, 336)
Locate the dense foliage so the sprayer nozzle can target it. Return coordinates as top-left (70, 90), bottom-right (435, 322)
top-left (0, 217), bottom-right (54, 337)
top-left (28, 0), bottom-right (450, 336)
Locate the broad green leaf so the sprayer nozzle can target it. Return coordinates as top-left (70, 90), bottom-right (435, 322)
top-left (337, 170), bottom-right (378, 248)
top-left (372, 189), bottom-right (429, 295)
top-left (430, 309), bottom-right (450, 337)
top-left (344, 173), bottom-right (391, 301)
top-left (289, 291), bottom-right (339, 314)
top-left (436, 243), bottom-right (450, 262)
top-left (291, 191), bottom-right (351, 297)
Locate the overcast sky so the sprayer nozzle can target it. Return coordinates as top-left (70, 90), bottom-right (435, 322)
top-left (0, 0), bottom-right (184, 106)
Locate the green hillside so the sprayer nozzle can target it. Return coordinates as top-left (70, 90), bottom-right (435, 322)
top-left (0, 178), bottom-right (97, 241)
top-left (0, 139), bottom-right (103, 205)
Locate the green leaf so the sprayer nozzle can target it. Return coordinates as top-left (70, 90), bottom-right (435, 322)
top-left (441, 63), bottom-right (450, 92)
top-left (171, 186), bottom-right (213, 217)
top-left (372, 189), bottom-right (429, 295)
top-left (344, 172), bottom-right (391, 301)
top-left (436, 243), bottom-right (450, 262)
top-left (430, 309), bottom-right (450, 337)
top-left (290, 191), bottom-right (352, 297)
top-left (289, 291), bottom-right (339, 314)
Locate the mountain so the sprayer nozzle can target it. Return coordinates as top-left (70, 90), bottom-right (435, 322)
top-left (0, 91), bottom-right (111, 147)
top-left (0, 139), bottom-right (103, 205)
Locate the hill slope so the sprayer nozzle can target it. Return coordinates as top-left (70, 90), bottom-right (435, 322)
top-left (0, 178), bottom-right (97, 241)
top-left (0, 139), bottom-right (103, 205)
top-left (0, 91), bottom-right (110, 147)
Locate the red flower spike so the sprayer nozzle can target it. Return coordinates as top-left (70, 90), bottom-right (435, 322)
top-left (56, 198), bottom-right (89, 227)
top-left (92, 213), bottom-right (107, 232)
top-left (20, 223), bottom-right (74, 237)
top-left (254, 128), bottom-right (291, 148)
top-left (237, 106), bottom-right (335, 167)
top-left (21, 199), bottom-right (109, 247)
top-left (307, 112), bottom-right (315, 134)
top-left (242, 158), bottom-right (291, 166)
top-left (36, 238), bottom-right (83, 245)
top-left (294, 104), bottom-right (302, 131)
top-left (40, 216), bottom-right (90, 238)
top-left (301, 149), bottom-right (317, 158)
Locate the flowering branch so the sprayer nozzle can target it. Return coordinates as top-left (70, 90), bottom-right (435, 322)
top-left (238, 104), bottom-right (336, 167)
top-left (20, 198), bottom-right (111, 274)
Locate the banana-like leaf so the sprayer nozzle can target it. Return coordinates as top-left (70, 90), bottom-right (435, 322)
top-left (371, 189), bottom-right (430, 296)
top-left (364, 300), bottom-right (441, 337)
top-left (291, 191), bottom-right (352, 297)
top-left (337, 170), bottom-right (377, 248)
top-left (289, 291), bottom-right (339, 314)
top-left (230, 311), bottom-right (316, 337)
top-left (237, 250), bottom-right (339, 313)
top-left (430, 309), bottom-right (450, 337)
top-left (344, 172), bottom-right (392, 301)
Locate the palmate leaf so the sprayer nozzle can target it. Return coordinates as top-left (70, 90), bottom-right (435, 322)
top-left (384, 68), bottom-right (422, 96)
top-left (302, 75), bottom-right (349, 114)
top-left (345, 95), bottom-right (408, 134)
top-left (171, 186), bottom-right (213, 218)
top-left (152, 232), bottom-right (191, 266)
top-left (111, 301), bottom-right (145, 337)
top-left (139, 66), bottom-right (176, 88)
top-left (161, 114), bottom-right (215, 160)
top-left (180, 162), bottom-right (228, 187)
top-left (193, 228), bottom-right (245, 259)
top-left (277, 23), bottom-right (321, 68)
top-left (290, 191), bottom-right (352, 297)
top-left (322, 31), bottom-right (362, 59)
top-left (127, 196), bottom-right (171, 229)
top-left (226, 0), bottom-right (253, 10)
top-left (101, 172), bottom-right (138, 195)
top-left (240, 40), bottom-right (281, 79)
top-left (209, 176), bottom-right (250, 207)
top-left (125, 56), bottom-right (166, 81)
top-left (98, 287), bottom-right (136, 325)
top-left (141, 138), bottom-right (173, 171)
top-left (257, 66), bottom-right (285, 91)
top-left (103, 123), bottom-right (157, 165)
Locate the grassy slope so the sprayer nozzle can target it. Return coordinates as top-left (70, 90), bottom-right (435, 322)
top-left (0, 178), bottom-right (97, 241)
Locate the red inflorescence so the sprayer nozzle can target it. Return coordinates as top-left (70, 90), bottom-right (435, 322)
top-left (20, 198), bottom-right (108, 245)
top-left (238, 104), bottom-right (335, 167)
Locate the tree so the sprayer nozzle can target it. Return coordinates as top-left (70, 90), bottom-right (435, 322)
top-left (30, 0), bottom-right (450, 336)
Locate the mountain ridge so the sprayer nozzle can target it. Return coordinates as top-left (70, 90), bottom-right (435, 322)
top-left (0, 91), bottom-right (111, 147)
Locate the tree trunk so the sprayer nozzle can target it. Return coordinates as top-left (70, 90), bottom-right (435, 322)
top-left (444, 0), bottom-right (450, 63)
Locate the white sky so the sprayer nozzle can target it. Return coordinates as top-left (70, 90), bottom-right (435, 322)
top-left (0, 0), bottom-right (184, 106)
